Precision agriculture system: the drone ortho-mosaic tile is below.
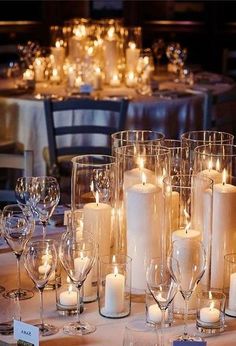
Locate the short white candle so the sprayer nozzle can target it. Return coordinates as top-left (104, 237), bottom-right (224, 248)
top-left (126, 42), bottom-right (140, 72)
top-left (59, 284), bottom-right (77, 306)
top-left (126, 71), bottom-right (137, 88)
top-left (51, 41), bottom-right (65, 66)
top-left (200, 302), bottom-right (220, 323)
top-left (228, 272), bottom-right (236, 311)
top-left (110, 74), bottom-right (120, 87)
top-left (104, 266), bottom-right (125, 314)
top-left (94, 67), bottom-right (103, 90)
top-left (148, 304), bottom-right (162, 323)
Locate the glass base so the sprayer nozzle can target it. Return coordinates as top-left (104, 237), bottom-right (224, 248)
top-left (0, 322), bottom-right (13, 335)
top-left (63, 320), bottom-right (96, 336)
top-left (35, 323), bottom-right (59, 337)
top-left (4, 288), bottom-right (34, 300)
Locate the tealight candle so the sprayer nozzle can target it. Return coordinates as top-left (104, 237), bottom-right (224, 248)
top-left (200, 302), bottom-right (220, 323)
top-left (59, 284), bottom-right (77, 306)
top-left (110, 74), bottom-right (120, 87)
top-left (104, 266), bottom-right (125, 314)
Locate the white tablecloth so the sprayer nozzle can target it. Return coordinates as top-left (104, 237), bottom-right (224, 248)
top-left (0, 76), bottom-right (234, 176)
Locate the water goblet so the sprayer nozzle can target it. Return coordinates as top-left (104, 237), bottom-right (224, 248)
top-left (146, 257), bottom-right (179, 346)
top-left (15, 176), bottom-right (60, 238)
top-left (169, 239), bottom-right (206, 341)
top-left (2, 204), bottom-right (34, 301)
top-left (24, 239), bottom-right (58, 336)
top-left (59, 231), bottom-right (97, 335)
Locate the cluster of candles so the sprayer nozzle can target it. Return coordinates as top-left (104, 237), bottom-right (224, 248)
top-left (22, 19), bottom-right (154, 91)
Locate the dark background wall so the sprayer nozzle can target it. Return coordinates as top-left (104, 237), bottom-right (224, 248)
top-left (0, 0), bottom-right (236, 73)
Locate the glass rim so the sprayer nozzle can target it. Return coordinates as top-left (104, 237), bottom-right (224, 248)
top-left (194, 144), bottom-right (236, 157)
top-left (181, 130), bottom-right (234, 143)
top-left (197, 290), bottom-right (226, 299)
top-left (71, 154), bottom-right (116, 166)
top-left (116, 144), bottom-right (170, 157)
top-left (16, 176), bottom-right (58, 182)
top-left (111, 129), bottom-right (164, 139)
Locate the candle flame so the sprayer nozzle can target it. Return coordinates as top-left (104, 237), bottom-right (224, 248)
top-left (90, 181), bottom-right (94, 193)
top-left (66, 276), bottom-right (71, 284)
top-left (129, 41), bottom-right (136, 49)
top-left (222, 169), bottom-right (227, 185)
top-left (87, 46), bottom-right (93, 55)
top-left (114, 266), bottom-right (118, 276)
top-left (138, 157), bottom-right (144, 170)
top-left (107, 26), bottom-right (115, 39)
top-left (95, 67), bottom-right (101, 74)
top-left (209, 301), bottom-right (215, 310)
top-left (208, 159), bottom-right (213, 171)
top-left (55, 40), bottom-right (61, 48)
top-left (209, 291), bottom-right (213, 300)
top-left (68, 284), bottom-right (73, 293)
top-left (128, 71), bottom-right (135, 80)
top-left (216, 158), bottom-right (220, 171)
top-left (112, 255), bottom-right (116, 263)
top-left (52, 68), bottom-right (58, 77)
top-left (184, 209), bottom-right (191, 234)
top-left (142, 172), bottom-right (146, 185)
top-left (112, 74), bottom-right (119, 81)
top-left (95, 191), bottom-right (99, 205)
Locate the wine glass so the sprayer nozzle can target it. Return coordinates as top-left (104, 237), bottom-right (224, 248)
top-left (2, 204), bottom-right (34, 301)
top-left (59, 231), bottom-right (97, 335)
top-left (24, 239), bottom-right (58, 336)
top-left (146, 257), bottom-right (179, 346)
top-left (169, 239), bottom-right (206, 341)
top-left (123, 318), bottom-right (158, 346)
top-left (15, 176), bottom-right (60, 238)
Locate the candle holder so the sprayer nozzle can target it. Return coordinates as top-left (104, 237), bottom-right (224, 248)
top-left (111, 130), bottom-right (164, 156)
top-left (124, 26), bottom-right (142, 73)
top-left (224, 253), bottom-right (236, 317)
top-left (181, 130), bottom-right (234, 172)
top-left (71, 155), bottom-right (117, 258)
top-left (98, 254), bottom-right (131, 318)
top-left (163, 174), bottom-right (213, 315)
top-left (196, 291), bottom-right (226, 334)
top-left (56, 276), bottom-right (84, 316)
top-left (116, 144), bottom-right (170, 297)
top-left (194, 144), bottom-right (236, 290)
top-left (67, 18), bottom-right (90, 63)
top-left (162, 139), bottom-right (189, 175)
top-left (145, 290), bottom-right (173, 327)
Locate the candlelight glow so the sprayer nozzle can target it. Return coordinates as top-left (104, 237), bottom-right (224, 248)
top-left (129, 41), bottom-right (136, 49)
top-left (112, 255), bottom-right (116, 263)
top-left (209, 301), bottom-right (215, 310)
top-left (209, 291), bottom-right (213, 300)
top-left (142, 172), bottom-right (147, 185)
top-left (222, 169), bottom-right (227, 185)
top-left (114, 266), bottom-right (118, 276)
top-left (208, 159), bottom-right (213, 170)
top-left (216, 158), bottom-right (220, 171)
top-left (107, 26), bottom-right (115, 39)
top-left (74, 25), bottom-right (86, 38)
top-left (184, 209), bottom-right (191, 233)
top-left (138, 157), bottom-right (144, 170)
top-left (68, 284), bottom-right (73, 293)
top-left (95, 191), bottom-right (99, 205)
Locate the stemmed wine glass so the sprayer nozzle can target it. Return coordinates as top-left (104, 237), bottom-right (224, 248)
top-left (15, 176), bottom-right (60, 238)
top-left (59, 231), bottom-right (97, 335)
top-left (146, 257), bottom-right (179, 346)
top-left (2, 204), bottom-right (34, 301)
top-left (24, 239), bottom-right (58, 336)
top-left (0, 210), bottom-right (5, 293)
top-left (169, 239), bottom-right (206, 341)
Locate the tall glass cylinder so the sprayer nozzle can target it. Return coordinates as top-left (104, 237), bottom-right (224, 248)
top-left (116, 144), bottom-right (170, 297)
top-left (162, 139), bottom-right (189, 175)
top-left (111, 130), bottom-right (164, 155)
top-left (71, 155), bottom-right (117, 258)
top-left (194, 144), bottom-right (236, 290)
top-left (163, 174), bottom-right (213, 314)
top-left (181, 130), bottom-right (234, 173)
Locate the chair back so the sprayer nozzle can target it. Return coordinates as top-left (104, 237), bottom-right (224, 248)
top-left (44, 97), bottom-right (129, 174)
top-left (0, 150), bottom-right (33, 203)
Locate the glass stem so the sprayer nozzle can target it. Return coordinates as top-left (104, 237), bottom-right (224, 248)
top-left (159, 309), bottom-right (166, 346)
top-left (184, 297), bottom-right (189, 338)
top-left (39, 287), bottom-right (45, 329)
top-left (16, 254), bottom-right (21, 295)
top-left (42, 221), bottom-right (47, 240)
top-left (76, 287), bottom-right (81, 324)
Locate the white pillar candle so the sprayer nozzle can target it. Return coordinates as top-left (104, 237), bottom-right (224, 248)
top-left (229, 272), bottom-right (236, 311)
top-left (33, 58), bottom-right (45, 82)
top-left (124, 167), bottom-right (155, 191)
top-left (211, 174), bottom-right (236, 289)
top-left (126, 42), bottom-right (140, 72)
top-left (200, 303), bottom-right (220, 323)
top-left (83, 199), bottom-right (111, 257)
top-left (126, 179), bottom-right (163, 291)
top-left (104, 266), bottom-right (125, 314)
top-left (51, 42), bottom-right (65, 66)
top-left (59, 285), bottom-right (77, 306)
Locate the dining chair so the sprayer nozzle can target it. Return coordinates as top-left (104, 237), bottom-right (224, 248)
top-left (43, 97), bottom-right (129, 176)
top-left (222, 49), bottom-right (236, 79)
top-left (0, 150), bottom-right (33, 203)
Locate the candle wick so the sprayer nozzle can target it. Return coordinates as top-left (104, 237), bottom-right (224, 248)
top-left (223, 181), bottom-right (225, 186)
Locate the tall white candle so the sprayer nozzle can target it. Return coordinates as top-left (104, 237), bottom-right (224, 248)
top-left (104, 266), bottom-right (125, 314)
top-left (83, 194), bottom-right (111, 257)
top-left (229, 272), bottom-right (236, 311)
top-left (211, 170), bottom-right (236, 289)
top-left (103, 27), bottom-right (118, 82)
top-left (126, 42), bottom-right (140, 72)
top-left (126, 177), bottom-right (163, 291)
top-left (51, 41), bottom-right (65, 66)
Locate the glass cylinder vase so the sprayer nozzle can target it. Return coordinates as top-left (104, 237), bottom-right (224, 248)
top-left (71, 155), bottom-right (117, 258)
top-left (163, 174), bottom-right (213, 315)
top-left (98, 254), bottom-right (131, 318)
top-left (116, 144), bottom-right (170, 297)
top-left (224, 253), bottom-right (236, 317)
top-left (194, 144), bottom-right (236, 290)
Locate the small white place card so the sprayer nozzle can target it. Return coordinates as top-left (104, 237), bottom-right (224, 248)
top-left (14, 320), bottom-right (39, 346)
